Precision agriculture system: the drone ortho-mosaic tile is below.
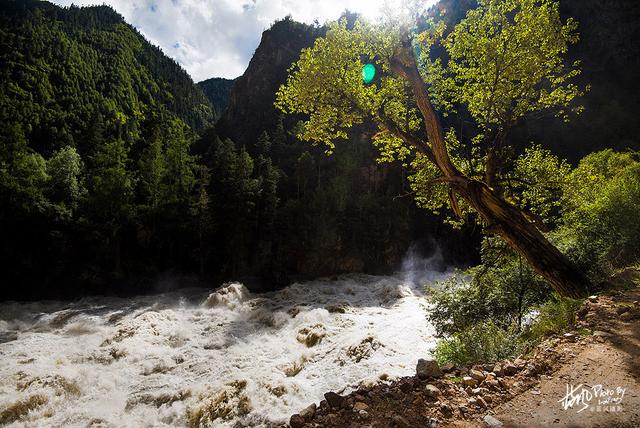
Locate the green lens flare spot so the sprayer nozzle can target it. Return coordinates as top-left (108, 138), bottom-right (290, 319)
top-left (362, 63), bottom-right (376, 84)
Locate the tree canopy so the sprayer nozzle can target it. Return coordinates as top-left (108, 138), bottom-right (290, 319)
top-left (277, 0), bottom-right (590, 297)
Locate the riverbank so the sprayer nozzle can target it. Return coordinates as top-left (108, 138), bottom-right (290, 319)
top-left (288, 284), bottom-right (640, 427)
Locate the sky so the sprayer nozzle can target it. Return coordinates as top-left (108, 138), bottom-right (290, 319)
top-left (50, 0), bottom-right (434, 82)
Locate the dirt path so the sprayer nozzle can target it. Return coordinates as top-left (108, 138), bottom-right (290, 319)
top-left (485, 288), bottom-right (640, 428)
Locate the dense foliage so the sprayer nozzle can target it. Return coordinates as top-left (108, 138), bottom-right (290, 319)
top-left (429, 148), bottom-right (640, 365)
top-left (0, 1), bottom-right (213, 297)
top-left (198, 77), bottom-right (234, 120)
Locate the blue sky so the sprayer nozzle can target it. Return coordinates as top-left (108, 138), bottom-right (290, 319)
top-left (50, 0), bottom-right (434, 81)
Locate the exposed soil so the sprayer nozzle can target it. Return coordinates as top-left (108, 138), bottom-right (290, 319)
top-left (287, 281), bottom-right (640, 428)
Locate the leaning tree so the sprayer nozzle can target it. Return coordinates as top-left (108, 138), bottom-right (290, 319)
top-left (276, 0), bottom-right (590, 298)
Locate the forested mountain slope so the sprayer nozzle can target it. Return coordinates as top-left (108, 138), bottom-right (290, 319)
top-left (0, 0), bottom-right (216, 298)
top-left (198, 77), bottom-right (234, 120)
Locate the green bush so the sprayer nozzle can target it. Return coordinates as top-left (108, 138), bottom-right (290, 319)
top-left (428, 149), bottom-right (639, 366)
top-left (427, 239), bottom-right (550, 336)
top-left (557, 150), bottom-right (640, 281)
top-left (432, 321), bottom-right (521, 366)
top-left (523, 297), bottom-right (583, 343)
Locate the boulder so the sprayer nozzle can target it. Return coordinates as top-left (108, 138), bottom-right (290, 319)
top-left (440, 362), bottom-right (456, 373)
top-left (492, 364), bottom-right (503, 377)
top-left (503, 362), bottom-right (518, 376)
top-left (299, 403), bottom-right (316, 420)
top-left (416, 358), bottom-right (442, 379)
top-left (324, 392), bottom-right (345, 408)
top-left (289, 414), bottom-right (305, 428)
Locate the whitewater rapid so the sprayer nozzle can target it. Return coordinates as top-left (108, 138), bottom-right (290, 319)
top-left (0, 266), bottom-right (448, 427)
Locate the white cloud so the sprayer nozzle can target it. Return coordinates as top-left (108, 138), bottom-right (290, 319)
top-left (50, 0), bottom-right (435, 81)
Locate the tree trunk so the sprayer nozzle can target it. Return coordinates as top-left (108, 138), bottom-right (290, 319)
top-left (389, 33), bottom-right (590, 299)
top-left (454, 177), bottom-right (589, 298)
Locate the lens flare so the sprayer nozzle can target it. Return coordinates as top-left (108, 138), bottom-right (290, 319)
top-left (362, 63), bottom-right (376, 84)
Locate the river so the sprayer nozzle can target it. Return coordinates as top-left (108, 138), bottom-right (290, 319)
top-left (0, 254), bottom-right (447, 427)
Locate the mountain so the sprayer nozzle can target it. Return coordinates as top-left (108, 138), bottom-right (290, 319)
top-left (0, 0), bottom-right (215, 149)
top-left (198, 77), bottom-right (235, 120)
top-left (216, 17), bottom-right (325, 147)
top-left (208, 16), bottom-right (477, 281)
top-left (0, 0), bottom-right (219, 299)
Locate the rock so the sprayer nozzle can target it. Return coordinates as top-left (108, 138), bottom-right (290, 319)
top-left (416, 358), bottom-right (442, 379)
top-left (485, 379), bottom-right (500, 389)
top-left (289, 414), bottom-right (305, 428)
top-left (324, 392), bottom-right (345, 408)
top-left (525, 363), bottom-right (539, 376)
top-left (358, 410), bottom-right (369, 419)
top-left (593, 330), bottom-right (614, 337)
top-left (477, 396), bottom-right (488, 408)
top-left (0, 331), bottom-right (18, 344)
top-left (563, 333), bottom-right (576, 340)
top-left (299, 403), bottom-right (316, 420)
top-left (325, 303), bottom-right (347, 313)
top-left (353, 402), bottom-right (369, 411)
top-left (440, 403), bottom-right (453, 417)
top-left (483, 415), bottom-right (504, 427)
top-left (471, 387), bottom-right (482, 395)
top-left (503, 362), bottom-right (518, 376)
top-left (463, 376), bottom-right (477, 387)
top-left (492, 364), bottom-right (503, 377)
top-left (425, 384), bottom-right (442, 397)
top-left (468, 397), bottom-right (478, 406)
top-left (287, 307), bottom-right (300, 318)
top-left (469, 369), bottom-right (486, 382)
top-left (392, 414), bottom-right (411, 427)
top-left (440, 362), bottom-right (456, 373)
top-left (514, 358), bottom-right (526, 367)
top-left (297, 324), bottom-right (326, 347)
top-left (620, 312), bottom-right (634, 322)
top-left (616, 306), bottom-right (630, 315)
top-left (459, 405), bottom-right (468, 414)
top-left (588, 295), bottom-right (598, 302)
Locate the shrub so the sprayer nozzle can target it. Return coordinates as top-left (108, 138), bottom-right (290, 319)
top-left (557, 150), bottom-right (640, 282)
top-left (523, 297), bottom-right (583, 343)
top-left (432, 321), bottom-right (520, 366)
top-left (427, 239), bottom-right (550, 336)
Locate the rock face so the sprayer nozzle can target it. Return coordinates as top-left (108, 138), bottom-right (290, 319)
top-left (216, 17), bottom-right (324, 148)
top-left (416, 359), bottom-right (443, 379)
